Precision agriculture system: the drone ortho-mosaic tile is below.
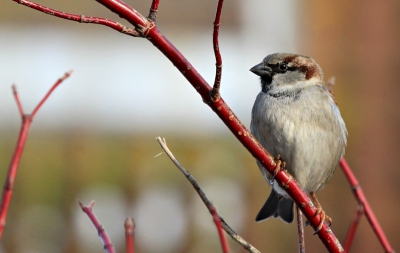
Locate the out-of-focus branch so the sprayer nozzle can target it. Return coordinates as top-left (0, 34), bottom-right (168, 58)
top-left (211, 206), bottom-right (230, 253)
top-left (0, 71), bottom-right (71, 241)
top-left (327, 76), bottom-right (336, 92)
top-left (11, 86), bottom-right (24, 117)
top-left (343, 205), bottom-right (364, 253)
top-left (13, 0), bottom-right (140, 37)
top-left (124, 217), bottom-right (135, 253)
top-left (340, 158), bottom-right (394, 253)
top-left (31, 70), bottom-right (72, 118)
top-left (79, 201), bottom-right (116, 253)
top-left (296, 206), bottom-right (305, 253)
top-left (156, 137), bottom-right (260, 253)
top-left (210, 0), bottom-right (224, 102)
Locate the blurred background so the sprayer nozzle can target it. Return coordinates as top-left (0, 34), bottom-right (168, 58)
top-left (0, 0), bottom-right (399, 252)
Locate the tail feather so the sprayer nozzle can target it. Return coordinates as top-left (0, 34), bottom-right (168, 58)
top-left (277, 197), bottom-right (294, 223)
top-left (256, 190), bottom-right (294, 223)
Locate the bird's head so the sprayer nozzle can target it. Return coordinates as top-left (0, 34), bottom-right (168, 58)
top-left (250, 53), bottom-right (324, 93)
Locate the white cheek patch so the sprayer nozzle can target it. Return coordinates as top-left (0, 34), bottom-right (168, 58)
top-left (271, 78), bottom-right (321, 93)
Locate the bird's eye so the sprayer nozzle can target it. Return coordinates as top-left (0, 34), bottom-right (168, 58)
top-left (279, 63), bottom-right (288, 71)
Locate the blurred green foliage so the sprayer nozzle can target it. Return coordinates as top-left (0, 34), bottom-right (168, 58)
top-left (0, 131), bottom-right (380, 252)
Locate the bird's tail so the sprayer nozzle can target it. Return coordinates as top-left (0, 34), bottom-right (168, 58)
top-left (255, 190), bottom-right (294, 223)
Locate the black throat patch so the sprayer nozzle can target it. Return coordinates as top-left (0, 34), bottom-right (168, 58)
top-left (261, 77), bottom-right (272, 93)
top-left (267, 88), bottom-right (303, 99)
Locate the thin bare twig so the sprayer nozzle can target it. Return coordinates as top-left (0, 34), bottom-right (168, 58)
top-left (13, 0), bottom-right (140, 37)
top-left (79, 201), bottom-right (116, 253)
top-left (124, 217), bottom-right (135, 253)
top-left (210, 0), bottom-right (224, 102)
top-left (0, 71), bottom-right (71, 241)
top-left (297, 206), bottom-right (305, 253)
top-left (31, 70), bottom-right (72, 118)
top-left (11, 85), bottom-right (24, 117)
top-left (156, 137), bottom-right (260, 253)
top-left (343, 205), bottom-right (364, 253)
top-left (148, 0), bottom-right (160, 22)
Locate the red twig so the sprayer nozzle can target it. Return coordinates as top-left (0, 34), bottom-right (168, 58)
top-left (210, 206), bottom-right (230, 253)
top-left (148, 0), bottom-right (160, 22)
top-left (13, 0), bottom-right (140, 37)
top-left (31, 70), bottom-right (72, 118)
top-left (0, 115), bottom-right (31, 242)
top-left (13, 1), bottom-right (350, 251)
top-left (79, 201), bottom-right (116, 253)
top-left (296, 206), bottom-right (305, 253)
top-left (210, 0), bottom-right (224, 102)
top-left (96, 0), bottom-right (148, 34)
top-left (124, 217), bottom-right (135, 253)
top-left (12, 85), bottom-right (24, 117)
top-left (0, 71), bottom-right (71, 241)
top-left (343, 205), bottom-right (364, 252)
top-left (340, 158), bottom-right (394, 253)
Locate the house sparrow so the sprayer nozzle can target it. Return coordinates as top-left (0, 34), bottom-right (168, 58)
top-left (250, 53), bottom-right (347, 232)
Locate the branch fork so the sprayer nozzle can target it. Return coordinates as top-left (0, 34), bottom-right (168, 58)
top-left (0, 70), bottom-right (72, 241)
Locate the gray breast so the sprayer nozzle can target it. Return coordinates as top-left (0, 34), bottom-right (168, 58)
top-left (251, 86), bottom-right (347, 193)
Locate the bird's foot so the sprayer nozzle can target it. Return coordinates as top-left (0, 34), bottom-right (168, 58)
top-left (309, 192), bottom-right (332, 235)
top-left (269, 154), bottom-right (286, 184)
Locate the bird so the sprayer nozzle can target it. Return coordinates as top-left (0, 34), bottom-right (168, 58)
top-left (249, 53), bottom-right (347, 232)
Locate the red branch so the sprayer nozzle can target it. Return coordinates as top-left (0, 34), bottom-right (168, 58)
top-left (79, 201), bottom-right (116, 253)
top-left (343, 205), bottom-right (364, 252)
top-left (340, 158), bottom-right (394, 253)
top-left (13, 0), bottom-right (140, 37)
top-left (0, 71), bottom-right (71, 241)
top-left (124, 217), bottom-right (135, 253)
top-left (210, 0), bottom-right (224, 102)
top-left (148, 0), bottom-right (160, 22)
top-left (211, 206), bottom-right (230, 253)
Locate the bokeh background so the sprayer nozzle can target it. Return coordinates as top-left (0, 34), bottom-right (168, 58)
top-left (1, 0), bottom-right (399, 252)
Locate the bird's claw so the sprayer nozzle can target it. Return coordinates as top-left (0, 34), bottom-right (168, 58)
top-left (269, 154), bottom-right (286, 184)
top-left (309, 192), bottom-right (332, 235)
top-left (312, 209), bottom-right (326, 234)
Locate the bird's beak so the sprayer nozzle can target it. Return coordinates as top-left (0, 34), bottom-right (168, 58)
top-left (250, 62), bottom-right (271, 77)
